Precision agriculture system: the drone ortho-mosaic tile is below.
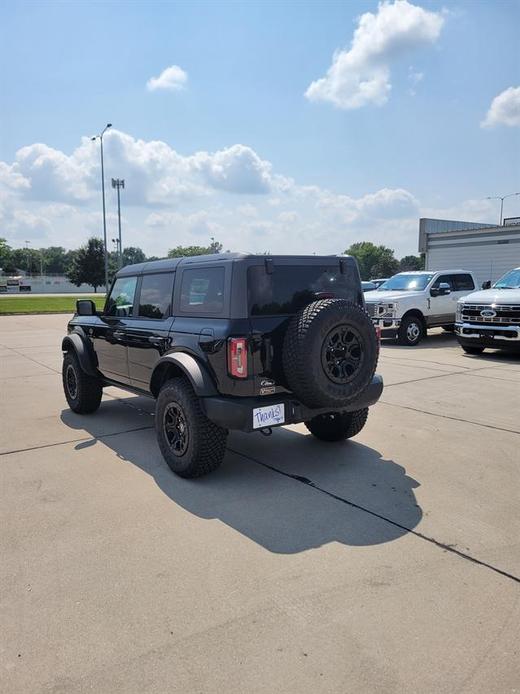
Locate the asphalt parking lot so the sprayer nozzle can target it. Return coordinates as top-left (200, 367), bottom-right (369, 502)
top-left (1, 314), bottom-right (519, 693)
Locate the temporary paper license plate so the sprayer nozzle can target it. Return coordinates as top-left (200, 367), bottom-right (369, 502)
top-left (253, 403), bottom-right (285, 429)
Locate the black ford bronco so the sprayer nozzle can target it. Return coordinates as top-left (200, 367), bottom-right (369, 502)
top-left (62, 254), bottom-right (383, 477)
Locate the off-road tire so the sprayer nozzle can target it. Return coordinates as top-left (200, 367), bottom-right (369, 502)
top-left (305, 408), bottom-right (369, 442)
top-left (62, 351), bottom-right (103, 414)
top-left (282, 299), bottom-right (378, 409)
top-left (155, 377), bottom-right (227, 478)
top-left (397, 314), bottom-right (425, 346)
top-left (461, 345), bottom-right (485, 355)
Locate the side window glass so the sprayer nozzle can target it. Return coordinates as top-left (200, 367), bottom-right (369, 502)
top-left (138, 273), bottom-right (174, 319)
top-left (454, 274), bottom-right (475, 291)
top-left (105, 276), bottom-right (138, 317)
top-left (180, 267), bottom-right (225, 314)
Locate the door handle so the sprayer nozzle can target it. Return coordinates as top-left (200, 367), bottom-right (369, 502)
top-left (113, 330), bottom-right (125, 339)
top-left (148, 336), bottom-right (165, 346)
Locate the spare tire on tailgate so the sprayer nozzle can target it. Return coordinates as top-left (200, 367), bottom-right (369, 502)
top-left (282, 299), bottom-right (378, 409)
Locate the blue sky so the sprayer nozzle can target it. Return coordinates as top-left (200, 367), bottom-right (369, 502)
top-left (1, 0), bottom-right (519, 257)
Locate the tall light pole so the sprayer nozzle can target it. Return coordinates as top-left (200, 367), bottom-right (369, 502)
top-left (24, 240), bottom-right (31, 274)
top-left (91, 123), bottom-right (112, 291)
top-left (486, 192), bottom-right (520, 226)
top-left (111, 178), bottom-right (125, 268)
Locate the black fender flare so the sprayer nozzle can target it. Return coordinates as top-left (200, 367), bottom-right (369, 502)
top-left (62, 333), bottom-right (98, 377)
top-left (150, 353), bottom-right (218, 398)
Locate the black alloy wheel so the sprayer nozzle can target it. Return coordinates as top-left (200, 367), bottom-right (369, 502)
top-left (321, 324), bottom-right (364, 384)
top-left (163, 401), bottom-right (189, 456)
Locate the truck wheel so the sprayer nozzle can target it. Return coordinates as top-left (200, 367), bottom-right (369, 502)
top-left (283, 299), bottom-right (378, 409)
top-left (305, 408), bottom-right (369, 442)
top-left (62, 351), bottom-right (102, 414)
top-left (397, 315), bottom-right (424, 346)
top-left (461, 345), bottom-right (485, 355)
top-left (155, 377), bottom-right (227, 478)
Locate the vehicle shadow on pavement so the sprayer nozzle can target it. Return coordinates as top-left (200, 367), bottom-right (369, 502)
top-left (61, 402), bottom-right (422, 553)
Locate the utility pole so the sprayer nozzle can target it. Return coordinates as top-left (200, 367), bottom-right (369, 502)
top-left (91, 123), bottom-right (112, 290)
top-left (486, 192), bottom-right (520, 225)
top-left (111, 178), bottom-right (125, 268)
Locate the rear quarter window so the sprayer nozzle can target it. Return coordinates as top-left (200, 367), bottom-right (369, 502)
top-left (248, 265), bottom-right (351, 316)
top-left (179, 267), bottom-right (225, 314)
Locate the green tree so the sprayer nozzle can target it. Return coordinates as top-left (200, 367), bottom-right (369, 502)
top-left (11, 248), bottom-right (42, 274)
top-left (0, 238), bottom-right (17, 274)
top-left (66, 237), bottom-right (105, 292)
top-left (122, 246), bottom-right (146, 266)
top-left (399, 254), bottom-right (424, 271)
top-left (40, 246), bottom-right (69, 274)
top-left (168, 240), bottom-right (222, 258)
top-left (344, 242), bottom-right (399, 280)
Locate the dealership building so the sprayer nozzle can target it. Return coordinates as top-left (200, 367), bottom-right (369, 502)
top-left (419, 217), bottom-right (520, 286)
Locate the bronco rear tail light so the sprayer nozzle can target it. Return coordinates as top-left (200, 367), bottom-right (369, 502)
top-left (228, 337), bottom-right (248, 378)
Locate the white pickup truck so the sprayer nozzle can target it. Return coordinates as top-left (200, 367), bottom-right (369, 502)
top-left (364, 270), bottom-right (478, 346)
top-left (455, 266), bottom-right (520, 354)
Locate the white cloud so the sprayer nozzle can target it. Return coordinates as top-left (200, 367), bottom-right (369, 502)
top-left (305, 0), bottom-right (444, 109)
top-left (4, 130), bottom-right (282, 209)
top-left (481, 86), bottom-right (520, 128)
top-left (147, 65), bottom-right (188, 92)
top-left (0, 129), bottom-right (430, 258)
top-left (0, 162), bottom-right (30, 191)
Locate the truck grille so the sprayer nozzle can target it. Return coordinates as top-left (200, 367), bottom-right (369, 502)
top-left (461, 304), bottom-right (520, 326)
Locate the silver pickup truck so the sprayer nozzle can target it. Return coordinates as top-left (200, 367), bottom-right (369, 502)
top-left (455, 267), bottom-right (520, 354)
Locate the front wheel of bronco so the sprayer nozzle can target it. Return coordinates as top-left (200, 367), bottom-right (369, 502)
top-left (305, 408), bottom-right (369, 442)
top-left (397, 314), bottom-right (424, 346)
top-left (155, 377), bottom-right (228, 478)
top-left (62, 351), bottom-right (103, 414)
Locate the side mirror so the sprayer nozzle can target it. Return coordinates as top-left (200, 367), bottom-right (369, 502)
top-left (76, 299), bottom-right (96, 316)
top-left (481, 280), bottom-right (491, 290)
top-left (430, 282), bottom-right (451, 297)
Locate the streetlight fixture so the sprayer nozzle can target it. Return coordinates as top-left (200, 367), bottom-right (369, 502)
top-left (91, 123), bottom-right (112, 291)
top-left (111, 178), bottom-right (125, 268)
top-left (486, 192), bottom-right (520, 226)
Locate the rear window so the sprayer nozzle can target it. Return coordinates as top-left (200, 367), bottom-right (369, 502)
top-left (180, 267), bottom-right (225, 314)
top-left (249, 265), bottom-right (350, 316)
top-left (138, 273), bottom-right (174, 319)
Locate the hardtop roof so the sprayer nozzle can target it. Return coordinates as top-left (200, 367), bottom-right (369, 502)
top-left (116, 253), bottom-right (348, 277)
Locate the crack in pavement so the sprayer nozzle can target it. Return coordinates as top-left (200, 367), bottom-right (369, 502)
top-left (0, 425), bottom-right (154, 457)
top-left (378, 400), bottom-right (520, 436)
top-left (228, 447), bottom-right (520, 586)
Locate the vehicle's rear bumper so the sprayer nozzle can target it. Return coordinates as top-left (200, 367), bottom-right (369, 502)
top-left (201, 375), bottom-right (384, 432)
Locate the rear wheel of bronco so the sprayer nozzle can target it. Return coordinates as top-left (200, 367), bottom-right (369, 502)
top-left (155, 377), bottom-right (228, 478)
top-left (461, 345), bottom-right (485, 355)
top-left (62, 351), bottom-right (102, 414)
top-left (305, 408), bottom-right (369, 442)
top-left (283, 299), bottom-right (378, 409)
top-left (397, 314), bottom-right (424, 346)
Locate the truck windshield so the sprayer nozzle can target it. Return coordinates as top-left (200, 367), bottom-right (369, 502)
top-left (494, 268), bottom-right (520, 289)
top-left (377, 274), bottom-right (435, 291)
